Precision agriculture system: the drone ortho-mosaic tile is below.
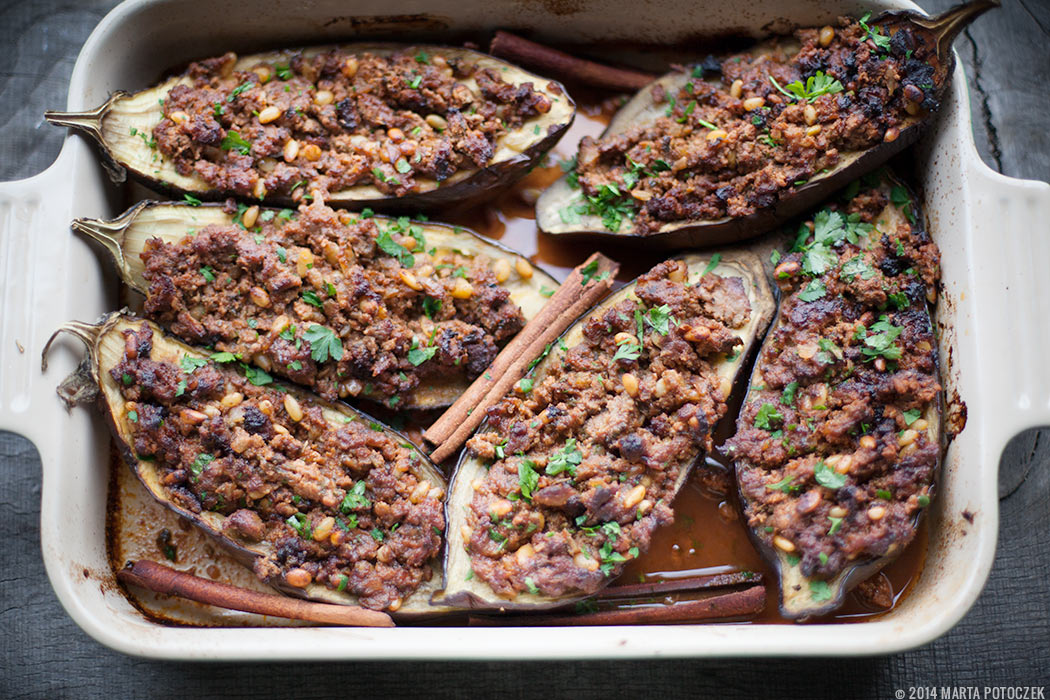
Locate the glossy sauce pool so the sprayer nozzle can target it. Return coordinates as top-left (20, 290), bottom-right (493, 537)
top-left (109, 95), bottom-right (927, 627)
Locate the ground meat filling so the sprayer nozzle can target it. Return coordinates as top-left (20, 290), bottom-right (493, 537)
top-left (725, 181), bottom-right (940, 582)
top-left (153, 47), bottom-right (552, 200)
top-left (463, 260), bottom-right (752, 598)
top-left (111, 322), bottom-right (444, 611)
top-left (139, 201), bottom-right (526, 405)
top-left (570, 16), bottom-right (941, 235)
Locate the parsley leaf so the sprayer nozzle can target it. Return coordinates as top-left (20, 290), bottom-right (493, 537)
top-left (302, 290), bottom-right (324, 308)
top-left (286, 513), bottom-right (312, 539)
top-left (242, 365), bottom-right (272, 386)
top-left (765, 475), bottom-right (799, 493)
top-left (546, 438), bottom-right (582, 476)
top-left (518, 459), bottom-right (539, 501)
top-left (809, 579), bottom-right (833, 602)
top-left (798, 279), bottom-right (827, 302)
top-left (422, 296), bottom-right (441, 319)
top-left (644, 304), bottom-right (676, 336)
top-left (199, 266), bottom-right (215, 282)
top-left (754, 403), bottom-right (784, 430)
top-left (190, 453), bottom-right (214, 480)
top-left (179, 356), bottom-right (208, 373)
top-left (303, 325), bottom-right (343, 363)
top-left (860, 315), bottom-right (903, 362)
top-left (814, 460), bottom-right (847, 490)
top-left (340, 481), bottom-right (370, 512)
top-left (407, 337), bottom-right (437, 366)
top-left (375, 228), bottom-right (414, 268)
top-left (220, 130), bottom-right (252, 156)
top-left (859, 12), bottom-right (892, 52)
top-left (903, 408), bottom-right (923, 425)
top-left (781, 381), bottom-right (799, 405)
top-left (701, 253), bottom-right (722, 277)
top-left (769, 71), bottom-right (843, 103)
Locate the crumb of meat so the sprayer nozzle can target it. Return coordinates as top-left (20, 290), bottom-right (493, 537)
top-left (139, 200), bottom-right (525, 405)
top-left (153, 47), bottom-right (552, 200)
top-left (568, 16), bottom-right (942, 235)
top-left (725, 180), bottom-right (940, 583)
top-left (462, 260), bottom-right (752, 598)
top-left (112, 321), bottom-right (444, 611)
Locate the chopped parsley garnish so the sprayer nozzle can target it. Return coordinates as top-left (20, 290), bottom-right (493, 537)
top-left (242, 364), bottom-right (273, 386)
top-left (518, 459), bottom-right (539, 501)
top-left (809, 579), bottom-right (832, 602)
top-left (407, 337), bottom-right (437, 366)
top-left (701, 253), bottom-right (722, 277)
top-left (175, 379), bottom-right (188, 397)
top-left (220, 130), bottom-right (252, 156)
top-left (524, 577), bottom-right (540, 595)
top-left (179, 356), bottom-right (208, 373)
top-left (813, 460), bottom-right (846, 490)
top-left (876, 489), bottom-right (893, 500)
top-left (903, 408), bottom-right (922, 425)
top-left (560, 183), bottom-right (636, 232)
top-left (303, 324), bottom-right (343, 363)
top-left (127, 410), bottom-right (138, 423)
top-left (199, 266), bottom-right (216, 282)
top-left (375, 228), bottom-right (414, 267)
top-left (612, 341), bottom-right (641, 363)
top-left (888, 291), bottom-right (910, 310)
top-left (302, 290), bottom-right (324, 308)
top-left (780, 381), bottom-right (799, 405)
top-left (841, 255), bottom-right (876, 281)
top-left (274, 64), bottom-right (292, 80)
top-left (370, 528), bottom-right (384, 542)
top-left (644, 304), bottom-right (676, 335)
top-left (827, 516), bottom-right (844, 536)
top-left (580, 258), bottom-right (609, 285)
top-left (518, 377), bottom-right (534, 393)
top-left (859, 12), bottom-right (892, 53)
top-left (754, 403), bottom-right (784, 430)
top-left (769, 71), bottom-right (843, 103)
top-left (860, 315), bottom-right (903, 361)
top-left (766, 475), bottom-right (798, 493)
top-left (798, 279), bottom-right (827, 302)
top-left (545, 438), bottom-right (582, 476)
top-left (276, 247), bottom-right (287, 263)
top-left (422, 296), bottom-right (441, 319)
top-left (286, 513), bottom-right (312, 539)
top-left (183, 194), bottom-right (202, 206)
top-left (340, 480), bottom-right (370, 512)
top-left (890, 185), bottom-right (916, 223)
top-left (122, 373), bottom-right (133, 386)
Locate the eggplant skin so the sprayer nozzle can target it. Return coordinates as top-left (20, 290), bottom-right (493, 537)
top-left (436, 251), bottom-right (775, 611)
top-left (73, 200), bottom-right (560, 411)
top-left (725, 173), bottom-right (943, 619)
top-left (46, 44), bottom-right (575, 211)
top-left (53, 312), bottom-right (448, 616)
top-left (536, 4), bottom-right (989, 249)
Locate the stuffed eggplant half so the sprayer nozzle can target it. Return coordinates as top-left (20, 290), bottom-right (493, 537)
top-left (725, 174), bottom-right (941, 619)
top-left (437, 252), bottom-right (775, 610)
top-left (537, 1), bottom-right (994, 248)
top-left (73, 200), bottom-right (558, 409)
top-left (47, 44), bottom-right (574, 209)
top-left (44, 313), bottom-right (447, 615)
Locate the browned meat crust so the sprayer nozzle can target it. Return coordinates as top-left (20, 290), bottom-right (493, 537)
top-left (462, 260), bottom-right (752, 598)
top-left (569, 16), bottom-right (942, 235)
top-left (153, 47), bottom-right (552, 200)
top-left (725, 179), bottom-right (940, 582)
top-left (111, 322), bottom-right (444, 611)
top-left (139, 202), bottom-right (526, 406)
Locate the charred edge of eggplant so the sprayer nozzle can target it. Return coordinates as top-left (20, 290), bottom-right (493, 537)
top-left (734, 175), bottom-right (942, 621)
top-left (47, 311), bottom-right (450, 617)
top-left (535, 2), bottom-right (985, 247)
top-left (45, 45), bottom-right (576, 209)
top-left (435, 251), bottom-right (775, 611)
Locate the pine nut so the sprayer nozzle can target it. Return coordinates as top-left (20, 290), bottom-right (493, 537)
top-left (313, 516), bottom-right (335, 541)
top-left (273, 423), bottom-right (289, 436)
top-left (706, 129), bottom-right (728, 141)
top-left (283, 139), bottom-right (300, 162)
top-left (296, 249), bottom-right (314, 277)
top-left (667, 261), bottom-right (687, 283)
top-left (859, 435), bottom-right (877, 449)
top-left (492, 258), bottom-right (511, 283)
top-left (425, 113), bottom-right (447, 130)
top-left (773, 535), bottom-right (796, 552)
top-left (574, 553), bottom-right (599, 571)
top-left (410, 480), bottom-right (431, 504)
top-left (912, 418), bottom-right (929, 431)
top-left (252, 65), bottom-right (272, 83)
top-left (899, 429), bottom-right (918, 447)
top-left (314, 89), bottom-right (334, 106)
top-left (253, 179), bottom-right (267, 199)
top-left (241, 205), bottom-right (260, 229)
top-left (376, 545), bottom-right (393, 563)
top-left (170, 111), bottom-right (189, 125)
top-left (490, 499), bottom-right (512, 518)
top-left (834, 455), bottom-right (853, 474)
top-left (258, 106), bottom-right (281, 124)
top-left (451, 278), bottom-right (473, 299)
top-left (387, 127), bottom-right (405, 143)
top-left (614, 332), bottom-right (637, 346)
top-left (819, 26), bottom-right (835, 47)
top-left (867, 505), bottom-right (886, 521)
top-left (249, 286), bottom-right (271, 307)
top-left (884, 127), bottom-right (899, 143)
top-left (515, 257), bottom-right (534, 279)
top-left (181, 409), bottom-right (207, 425)
top-left (621, 373), bottom-right (639, 397)
top-left (806, 125), bottom-right (822, 137)
top-left (729, 79), bottom-right (743, 98)
top-left (342, 57), bottom-right (359, 78)
top-left (461, 524), bottom-right (472, 543)
top-left (804, 104), bottom-right (818, 125)
top-left (654, 378), bottom-right (668, 397)
top-left (302, 143), bottom-right (322, 161)
top-left (623, 484), bottom-right (646, 509)
top-left (516, 543), bottom-right (535, 567)
top-left (254, 354), bottom-right (272, 372)
top-left (329, 529), bottom-right (346, 546)
top-left (257, 399), bottom-right (273, 416)
top-left (905, 102), bottom-right (921, 116)
top-left (743, 96), bottom-right (766, 111)
top-left (387, 598), bottom-right (402, 612)
top-left (285, 568), bottom-right (312, 588)
top-left (284, 394), bottom-right (303, 422)
top-left (399, 269), bottom-right (423, 291)
top-left (221, 392), bottom-right (244, 408)
top-left (829, 506), bottom-right (847, 518)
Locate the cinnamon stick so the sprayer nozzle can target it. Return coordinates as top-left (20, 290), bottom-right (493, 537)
top-left (424, 253), bottom-right (619, 462)
top-left (490, 31), bottom-right (657, 92)
top-left (468, 585), bottom-right (766, 626)
top-left (117, 560), bottom-right (394, 627)
top-left (596, 572), bottom-right (762, 601)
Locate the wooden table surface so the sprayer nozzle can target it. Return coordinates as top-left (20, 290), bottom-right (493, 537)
top-left (1, 1), bottom-right (1047, 697)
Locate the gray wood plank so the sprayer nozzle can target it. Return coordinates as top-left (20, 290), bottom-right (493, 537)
top-left (1, 0), bottom-right (1047, 696)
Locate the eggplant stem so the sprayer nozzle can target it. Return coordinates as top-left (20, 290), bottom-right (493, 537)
top-left (41, 319), bottom-right (106, 373)
top-left (44, 91), bottom-right (129, 139)
top-left (914, 0), bottom-right (1000, 56)
top-left (71, 201), bottom-right (148, 274)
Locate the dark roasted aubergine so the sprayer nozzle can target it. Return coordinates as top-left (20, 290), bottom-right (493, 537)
top-left (725, 173), bottom-right (942, 619)
top-left (436, 252), bottom-right (775, 610)
top-left (73, 200), bottom-right (558, 410)
top-left (536, 1), bottom-right (995, 248)
top-left (43, 313), bottom-right (448, 616)
top-left (46, 44), bottom-right (575, 210)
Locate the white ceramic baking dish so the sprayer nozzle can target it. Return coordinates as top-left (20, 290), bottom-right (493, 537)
top-left (1, 0), bottom-right (1047, 660)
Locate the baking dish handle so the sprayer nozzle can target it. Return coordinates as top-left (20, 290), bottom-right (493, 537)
top-left (0, 151), bottom-right (80, 445)
top-left (963, 162), bottom-right (1050, 450)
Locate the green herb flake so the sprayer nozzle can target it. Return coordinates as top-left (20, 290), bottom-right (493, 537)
top-left (340, 481), bottom-right (371, 512)
top-left (876, 489), bottom-right (893, 500)
top-left (199, 266), bottom-right (216, 283)
top-left (769, 71), bottom-right (843, 103)
top-left (190, 453), bottom-right (214, 479)
top-left (183, 194), bottom-right (202, 206)
top-left (798, 279), bottom-right (827, 302)
top-left (303, 325), bottom-right (343, 363)
top-left (407, 337), bottom-right (437, 366)
top-left (545, 438), bottom-right (583, 476)
top-left (781, 381), bottom-right (799, 405)
top-left (754, 403), bottom-right (784, 431)
top-left (518, 459), bottom-right (539, 501)
top-left (220, 130), bottom-right (252, 156)
top-left (302, 290), bottom-right (324, 308)
top-left (809, 579), bottom-right (833, 602)
top-left (827, 516), bottom-right (844, 536)
top-left (814, 460), bottom-right (847, 490)
top-left (903, 408), bottom-right (922, 425)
